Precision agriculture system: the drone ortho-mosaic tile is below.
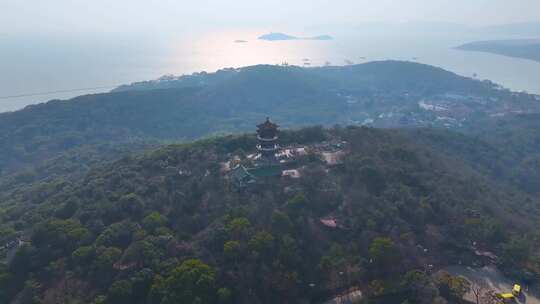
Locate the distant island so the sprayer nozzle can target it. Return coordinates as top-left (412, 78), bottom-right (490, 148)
top-left (457, 39), bottom-right (540, 62)
top-left (234, 39), bottom-right (248, 43)
top-left (258, 32), bottom-right (333, 41)
top-left (258, 33), bottom-right (297, 41)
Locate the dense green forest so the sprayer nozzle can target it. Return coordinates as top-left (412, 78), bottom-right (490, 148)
top-left (1, 126), bottom-right (539, 303)
top-left (1, 61), bottom-right (540, 303)
top-left (3, 61), bottom-right (538, 176)
top-left (405, 113), bottom-right (540, 195)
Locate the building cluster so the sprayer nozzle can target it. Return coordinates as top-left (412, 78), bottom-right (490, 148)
top-left (226, 118), bottom-right (296, 187)
top-left (221, 118), bottom-right (348, 188)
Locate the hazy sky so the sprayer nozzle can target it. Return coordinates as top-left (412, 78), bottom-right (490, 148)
top-left (2, 0), bottom-right (540, 35)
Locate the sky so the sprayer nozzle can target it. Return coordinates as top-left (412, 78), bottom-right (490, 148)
top-left (2, 0), bottom-right (540, 35)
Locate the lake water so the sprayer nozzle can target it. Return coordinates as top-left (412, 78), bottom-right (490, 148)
top-left (2, 29), bottom-right (540, 113)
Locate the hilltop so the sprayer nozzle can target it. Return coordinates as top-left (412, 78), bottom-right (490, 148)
top-left (1, 125), bottom-right (538, 303)
top-left (1, 60), bottom-right (540, 303)
top-left (2, 61), bottom-right (539, 177)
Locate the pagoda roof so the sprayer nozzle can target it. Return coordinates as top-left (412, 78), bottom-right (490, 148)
top-left (257, 117), bottom-right (279, 130)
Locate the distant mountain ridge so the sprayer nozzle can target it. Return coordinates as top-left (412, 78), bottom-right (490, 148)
top-left (480, 22), bottom-right (540, 36)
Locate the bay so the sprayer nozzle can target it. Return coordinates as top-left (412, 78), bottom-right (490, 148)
top-left (1, 28), bottom-right (539, 113)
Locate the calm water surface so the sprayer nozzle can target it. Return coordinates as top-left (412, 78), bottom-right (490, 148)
top-left (1, 29), bottom-right (540, 112)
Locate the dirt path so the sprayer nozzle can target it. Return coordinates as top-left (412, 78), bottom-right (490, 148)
top-left (445, 265), bottom-right (540, 304)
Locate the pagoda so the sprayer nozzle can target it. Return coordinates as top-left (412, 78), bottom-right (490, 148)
top-left (256, 117), bottom-right (280, 159)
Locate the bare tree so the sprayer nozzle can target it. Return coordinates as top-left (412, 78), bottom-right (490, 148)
top-left (471, 282), bottom-right (484, 304)
top-left (470, 281), bottom-right (498, 304)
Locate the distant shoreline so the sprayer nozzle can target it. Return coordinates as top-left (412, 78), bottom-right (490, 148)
top-left (457, 39), bottom-right (540, 62)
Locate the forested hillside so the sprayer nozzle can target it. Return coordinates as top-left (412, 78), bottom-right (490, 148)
top-left (1, 60), bottom-right (540, 304)
top-left (1, 126), bottom-right (539, 303)
top-left (3, 61), bottom-right (537, 176)
top-left (408, 113), bottom-right (540, 194)
top-left (114, 61), bottom-right (496, 95)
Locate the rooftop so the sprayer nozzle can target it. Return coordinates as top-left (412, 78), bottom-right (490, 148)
top-left (257, 117), bottom-right (279, 130)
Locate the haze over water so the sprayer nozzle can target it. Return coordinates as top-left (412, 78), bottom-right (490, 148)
top-left (2, 27), bottom-right (540, 113)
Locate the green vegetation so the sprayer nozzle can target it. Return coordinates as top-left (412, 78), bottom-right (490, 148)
top-left (1, 61), bottom-right (540, 303)
top-left (408, 113), bottom-right (540, 194)
top-left (0, 126), bottom-right (538, 303)
top-left (151, 259), bottom-right (216, 304)
top-left (2, 61), bottom-right (523, 178)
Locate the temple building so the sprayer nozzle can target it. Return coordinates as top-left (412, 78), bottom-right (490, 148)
top-left (229, 118), bottom-right (287, 188)
top-left (256, 117), bottom-right (280, 159)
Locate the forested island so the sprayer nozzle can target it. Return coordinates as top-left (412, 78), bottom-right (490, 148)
top-left (457, 39), bottom-right (540, 62)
